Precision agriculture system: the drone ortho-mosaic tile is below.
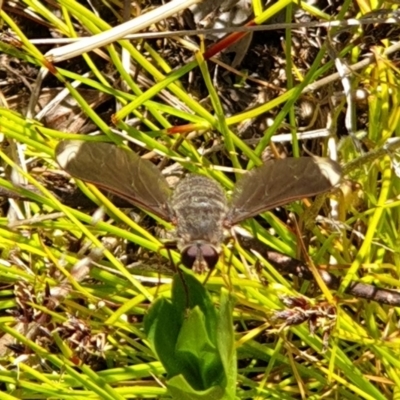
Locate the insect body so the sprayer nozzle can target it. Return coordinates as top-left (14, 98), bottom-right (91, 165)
top-left (56, 140), bottom-right (341, 273)
top-left (171, 174), bottom-right (229, 273)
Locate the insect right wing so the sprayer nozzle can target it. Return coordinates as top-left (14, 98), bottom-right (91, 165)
top-left (55, 140), bottom-right (172, 220)
top-left (228, 157), bottom-right (341, 225)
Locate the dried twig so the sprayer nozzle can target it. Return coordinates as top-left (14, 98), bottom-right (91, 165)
top-left (237, 235), bottom-right (400, 306)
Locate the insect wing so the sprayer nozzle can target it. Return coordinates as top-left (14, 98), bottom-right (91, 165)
top-left (56, 140), bottom-right (171, 220)
top-left (228, 157), bottom-right (341, 224)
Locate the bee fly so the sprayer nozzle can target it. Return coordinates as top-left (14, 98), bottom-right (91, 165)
top-left (55, 141), bottom-right (341, 274)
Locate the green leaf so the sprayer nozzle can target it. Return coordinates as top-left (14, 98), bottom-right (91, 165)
top-left (176, 306), bottom-right (224, 389)
top-left (167, 374), bottom-right (226, 400)
top-left (144, 297), bottom-right (185, 378)
top-left (172, 271), bottom-right (219, 343)
top-left (145, 270), bottom-right (236, 397)
top-left (216, 289), bottom-right (237, 398)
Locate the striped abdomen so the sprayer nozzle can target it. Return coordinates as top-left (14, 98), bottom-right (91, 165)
top-left (170, 174), bottom-right (228, 250)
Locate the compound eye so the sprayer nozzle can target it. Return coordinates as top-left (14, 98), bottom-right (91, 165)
top-left (180, 244), bottom-right (220, 273)
top-left (180, 246), bottom-right (197, 269)
top-left (199, 244), bottom-right (219, 271)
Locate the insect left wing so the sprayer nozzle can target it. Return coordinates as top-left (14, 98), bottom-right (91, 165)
top-left (228, 157), bottom-right (341, 225)
top-left (55, 140), bottom-right (172, 220)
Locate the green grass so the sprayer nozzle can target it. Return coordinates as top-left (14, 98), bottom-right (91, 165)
top-left (0, 0), bottom-right (400, 398)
